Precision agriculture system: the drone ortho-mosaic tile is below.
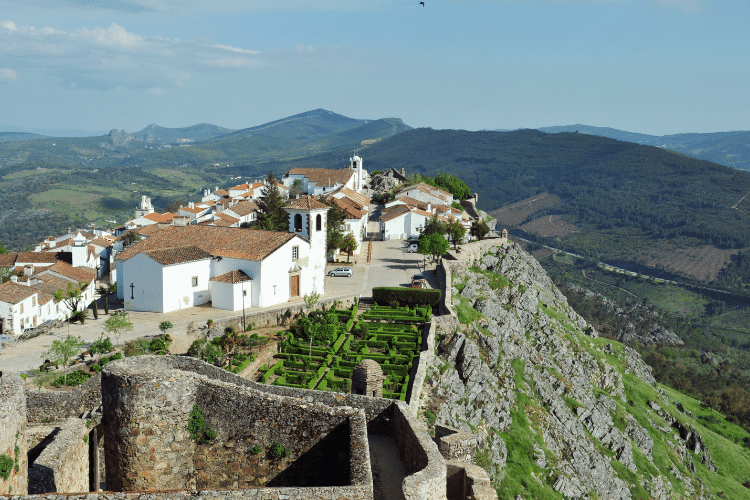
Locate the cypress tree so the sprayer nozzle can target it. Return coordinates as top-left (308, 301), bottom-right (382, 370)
top-left (255, 171), bottom-right (288, 231)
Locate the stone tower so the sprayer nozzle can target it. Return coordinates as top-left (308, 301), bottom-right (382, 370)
top-left (351, 359), bottom-right (385, 397)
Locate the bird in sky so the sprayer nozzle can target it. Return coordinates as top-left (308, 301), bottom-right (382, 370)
top-left (419, 1), bottom-right (424, 6)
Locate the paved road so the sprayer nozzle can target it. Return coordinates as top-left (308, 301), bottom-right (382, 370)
top-left (1, 240), bottom-right (437, 374)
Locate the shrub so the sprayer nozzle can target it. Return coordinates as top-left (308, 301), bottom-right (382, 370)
top-left (249, 444), bottom-right (262, 455)
top-left (91, 364), bottom-right (102, 373)
top-left (0, 454), bottom-right (13, 481)
top-left (52, 370), bottom-right (90, 387)
top-left (268, 442), bottom-right (290, 458)
top-left (373, 287), bottom-right (441, 308)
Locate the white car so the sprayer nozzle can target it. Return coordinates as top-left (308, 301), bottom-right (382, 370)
top-left (407, 243), bottom-right (419, 253)
top-left (328, 267), bottom-right (353, 277)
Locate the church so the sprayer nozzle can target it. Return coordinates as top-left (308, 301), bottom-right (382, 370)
top-left (115, 196), bottom-right (328, 313)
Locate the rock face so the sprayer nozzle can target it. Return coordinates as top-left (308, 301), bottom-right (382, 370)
top-left (424, 242), bottom-right (713, 499)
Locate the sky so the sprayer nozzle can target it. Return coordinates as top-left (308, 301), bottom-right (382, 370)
top-left (0, 0), bottom-right (748, 136)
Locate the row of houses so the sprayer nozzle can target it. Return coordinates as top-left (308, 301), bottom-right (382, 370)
top-left (0, 260), bottom-right (97, 335)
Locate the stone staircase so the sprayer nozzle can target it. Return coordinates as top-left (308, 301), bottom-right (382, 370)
top-left (356, 298), bottom-right (375, 320)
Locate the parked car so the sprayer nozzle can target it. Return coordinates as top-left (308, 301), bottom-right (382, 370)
top-left (407, 236), bottom-right (420, 245)
top-left (328, 267), bottom-right (353, 277)
top-left (407, 243), bottom-right (419, 253)
top-left (411, 274), bottom-right (427, 289)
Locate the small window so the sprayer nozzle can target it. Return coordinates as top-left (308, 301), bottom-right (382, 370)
top-left (292, 246), bottom-right (299, 259)
top-left (316, 214), bottom-right (322, 231)
top-left (32, 296), bottom-right (36, 307)
top-left (20, 303), bottom-right (24, 314)
top-left (243, 290), bottom-right (247, 297)
top-left (192, 276), bottom-right (198, 287)
top-left (294, 213), bottom-right (303, 232)
top-left (56, 304), bottom-right (59, 314)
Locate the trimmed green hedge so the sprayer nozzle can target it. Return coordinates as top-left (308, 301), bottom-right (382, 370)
top-left (373, 287), bottom-right (441, 307)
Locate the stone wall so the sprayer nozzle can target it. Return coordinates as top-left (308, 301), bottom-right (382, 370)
top-left (100, 356), bottom-right (372, 497)
top-left (406, 320), bottom-right (436, 416)
top-left (445, 460), bottom-right (498, 500)
top-left (28, 418), bottom-right (89, 494)
top-left (444, 237), bottom-right (507, 268)
top-left (393, 404), bottom-right (448, 500)
top-left (0, 488), bottom-right (370, 500)
top-left (209, 295), bottom-right (357, 332)
top-left (26, 373), bottom-right (102, 423)
top-left (0, 373), bottom-right (27, 496)
top-left (435, 424), bottom-right (477, 463)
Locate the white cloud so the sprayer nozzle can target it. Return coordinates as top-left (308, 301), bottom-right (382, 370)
top-left (72, 23), bottom-right (144, 49)
top-left (0, 68), bottom-right (17, 83)
top-left (213, 44), bottom-right (259, 55)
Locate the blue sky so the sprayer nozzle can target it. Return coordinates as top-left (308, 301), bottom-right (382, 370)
top-left (0, 0), bottom-right (747, 136)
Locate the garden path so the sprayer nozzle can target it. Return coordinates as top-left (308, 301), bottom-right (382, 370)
top-left (368, 434), bottom-right (407, 500)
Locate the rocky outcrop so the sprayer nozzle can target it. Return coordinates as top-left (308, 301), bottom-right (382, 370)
top-left (423, 241), bottom-right (713, 499)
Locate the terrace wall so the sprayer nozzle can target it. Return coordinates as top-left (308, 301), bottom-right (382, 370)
top-left (0, 373), bottom-right (27, 496)
top-left (28, 417), bottom-right (89, 494)
top-left (25, 373), bottom-right (102, 423)
top-left (100, 356), bottom-right (371, 497)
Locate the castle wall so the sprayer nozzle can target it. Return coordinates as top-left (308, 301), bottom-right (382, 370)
top-left (406, 320), bottom-right (436, 416)
top-left (28, 417), bottom-right (89, 494)
top-left (100, 357), bottom-right (372, 497)
top-left (25, 373), bottom-right (102, 423)
top-left (0, 373), bottom-right (27, 496)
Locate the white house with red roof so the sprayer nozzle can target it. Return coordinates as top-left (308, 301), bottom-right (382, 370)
top-left (115, 196), bottom-right (328, 313)
top-left (395, 183), bottom-right (454, 206)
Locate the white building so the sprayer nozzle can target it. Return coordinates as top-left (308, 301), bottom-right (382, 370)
top-left (395, 183), bottom-right (454, 206)
top-left (115, 196), bottom-right (328, 313)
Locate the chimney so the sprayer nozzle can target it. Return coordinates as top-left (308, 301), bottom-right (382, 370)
top-left (24, 265), bottom-right (34, 277)
top-left (47, 238), bottom-right (56, 248)
top-left (189, 202), bottom-right (194, 209)
top-left (401, 168), bottom-right (406, 176)
top-left (10, 276), bottom-right (17, 283)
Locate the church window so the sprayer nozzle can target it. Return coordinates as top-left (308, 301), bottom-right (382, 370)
top-left (316, 214), bottom-right (322, 231)
top-left (292, 246), bottom-right (299, 259)
top-left (294, 213), bottom-right (303, 232)
top-left (192, 276), bottom-right (198, 287)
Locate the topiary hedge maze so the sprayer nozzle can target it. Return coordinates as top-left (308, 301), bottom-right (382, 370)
top-left (259, 303), bottom-right (429, 400)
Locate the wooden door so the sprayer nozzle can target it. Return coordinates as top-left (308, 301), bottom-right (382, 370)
top-left (290, 275), bottom-right (300, 297)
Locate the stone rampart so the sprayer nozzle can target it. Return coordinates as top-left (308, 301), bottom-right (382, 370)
top-left (435, 424), bottom-right (477, 463)
top-left (101, 356), bottom-right (372, 497)
top-left (446, 460), bottom-right (498, 500)
top-left (0, 489), bottom-right (369, 500)
top-left (28, 417), bottom-right (89, 494)
top-left (444, 237), bottom-right (507, 268)
top-left (0, 373), bottom-right (27, 496)
top-left (406, 320), bottom-right (436, 416)
top-left (26, 373), bottom-right (102, 423)
top-left (393, 405), bottom-right (447, 500)
top-left (209, 296), bottom-right (357, 332)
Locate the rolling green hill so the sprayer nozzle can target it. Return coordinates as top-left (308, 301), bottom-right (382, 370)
top-left (131, 123), bottom-right (236, 144)
top-left (537, 125), bottom-right (750, 172)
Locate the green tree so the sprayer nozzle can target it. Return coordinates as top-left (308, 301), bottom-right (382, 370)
top-left (325, 202), bottom-right (347, 257)
top-left (42, 335), bottom-right (86, 387)
top-left (165, 199), bottom-right (184, 213)
top-left (418, 233), bottom-right (450, 264)
top-left (303, 288), bottom-right (320, 314)
top-left (434, 172), bottom-right (471, 200)
top-left (30, 368), bottom-right (56, 393)
top-left (289, 178), bottom-right (304, 199)
top-left (159, 321), bottom-right (173, 336)
top-left (445, 219), bottom-right (466, 250)
top-left (54, 281), bottom-right (89, 315)
top-left (470, 219), bottom-right (490, 241)
top-left (255, 171), bottom-right (288, 231)
top-left (104, 311), bottom-right (134, 346)
top-left (421, 216), bottom-right (447, 238)
top-left (89, 335), bottom-right (114, 361)
top-left (341, 233), bottom-right (358, 262)
top-left (121, 231), bottom-right (142, 247)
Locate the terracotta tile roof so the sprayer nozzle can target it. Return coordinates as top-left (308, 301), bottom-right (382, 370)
top-left (329, 196), bottom-right (364, 220)
top-left (334, 186), bottom-right (371, 206)
top-left (136, 225), bottom-right (166, 237)
top-left (205, 219), bottom-right (235, 227)
top-left (179, 206), bottom-right (206, 214)
top-left (286, 167), bottom-right (354, 188)
top-left (144, 246), bottom-right (211, 266)
top-left (398, 183), bottom-right (450, 201)
top-left (41, 261), bottom-right (97, 284)
top-left (379, 204), bottom-right (411, 222)
top-left (215, 213), bottom-right (240, 223)
top-left (144, 212), bottom-right (177, 223)
top-left (286, 195), bottom-right (329, 210)
top-left (32, 275), bottom-right (72, 296)
top-left (229, 183), bottom-right (251, 191)
top-left (0, 281), bottom-right (37, 304)
top-left (90, 237), bottom-right (113, 248)
top-left (392, 195), bottom-right (428, 211)
top-left (211, 270), bottom-right (253, 284)
top-left (226, 201), bottom-right (259, 217)
top-left (117, 226), bottom-right (297, 263)
top-left (214, 189), bottom-right (230, 198)
top-left (15, 251), bottom-right (69, 264)
top-left (0, 254), bottom-right (17, 267)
